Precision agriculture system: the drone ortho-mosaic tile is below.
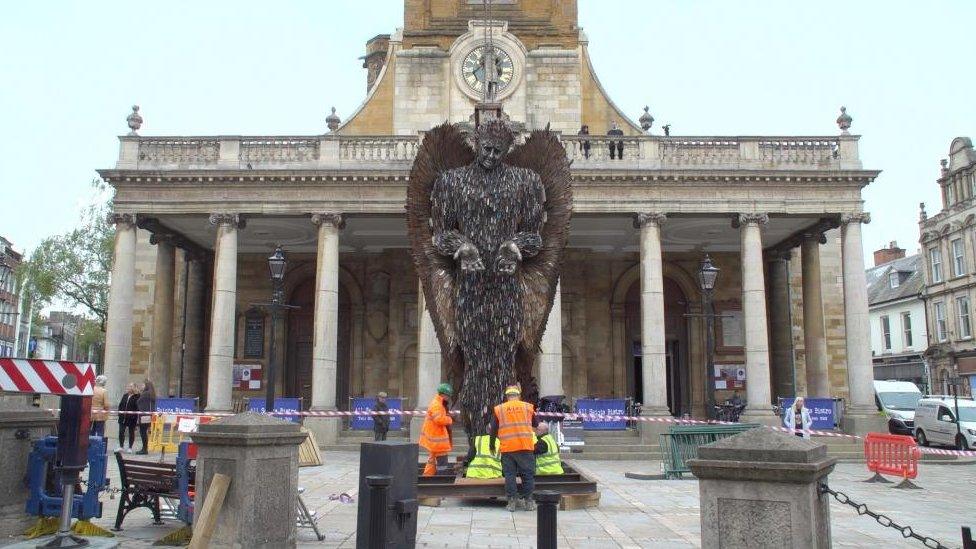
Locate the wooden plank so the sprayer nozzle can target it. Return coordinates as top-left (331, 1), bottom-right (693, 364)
top-left (298, 428), bottom-right (322, 467)
top-left (188, 473), bottom-right (231, 549)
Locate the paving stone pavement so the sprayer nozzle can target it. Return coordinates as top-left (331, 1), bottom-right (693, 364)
top-left (3, 450), bottom-right (973, 548)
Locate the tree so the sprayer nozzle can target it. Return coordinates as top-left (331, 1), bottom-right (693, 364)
top-left (18, 180), bottom-right (115, 331)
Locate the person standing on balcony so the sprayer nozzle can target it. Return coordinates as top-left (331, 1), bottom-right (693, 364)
top-left (607, 120), bottom-right (624, 159)
top-left (577, 124), bottom-right (591, 159)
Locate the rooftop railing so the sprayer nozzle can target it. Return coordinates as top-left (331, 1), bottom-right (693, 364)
top-left (116, 133), bottom-right (861, 172)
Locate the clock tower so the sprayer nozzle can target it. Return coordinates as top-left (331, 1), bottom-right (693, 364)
top-left (337, 0), bottom-right (642, 138)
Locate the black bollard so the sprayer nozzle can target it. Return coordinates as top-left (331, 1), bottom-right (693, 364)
top-left (963, 526), bottom-right (975, 549)
top-left (535, 490), bottom-right (561, 549)
top-left (366, 475), bottom-right (392, 549)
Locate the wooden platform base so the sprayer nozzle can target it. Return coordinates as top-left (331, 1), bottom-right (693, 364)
top-left (416, 463), bottom-right (600, 508)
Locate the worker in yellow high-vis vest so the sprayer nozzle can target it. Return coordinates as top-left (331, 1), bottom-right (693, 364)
top-left (463, 433), bottom-right (503, 479)
top-left (534, 423), bottom-right (563, 475)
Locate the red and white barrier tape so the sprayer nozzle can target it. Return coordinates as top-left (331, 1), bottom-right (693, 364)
top-left (38, 407), bottom-right (976, 457)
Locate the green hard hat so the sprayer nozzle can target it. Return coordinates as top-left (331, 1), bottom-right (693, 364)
top-left (437, 383), bottom-right (453, 396)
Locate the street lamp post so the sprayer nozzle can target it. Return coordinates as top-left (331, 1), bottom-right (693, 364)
top-left (265, 246), bottom-right (287, 414)
top-left (698, 255), bottom-right (720, 419)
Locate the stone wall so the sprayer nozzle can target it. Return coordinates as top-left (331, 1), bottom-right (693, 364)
top-left (130, 230), bottom-right (157, 382)
top-left (394, 49), bottom-right (450, 135)
top-left (525, 49), bottom-right (581, 133)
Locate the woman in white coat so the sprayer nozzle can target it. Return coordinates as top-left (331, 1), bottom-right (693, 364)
top-left (783, 396), bottom-right (813, 439)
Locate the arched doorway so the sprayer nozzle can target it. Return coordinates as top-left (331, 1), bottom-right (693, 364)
top-left (286, 278), bottom-right (351, 409)
top-left (622, 276), bottom-right (691, 416)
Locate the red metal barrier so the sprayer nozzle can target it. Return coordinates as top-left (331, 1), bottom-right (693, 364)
top-left (864, 432), bottom-right (920, 486)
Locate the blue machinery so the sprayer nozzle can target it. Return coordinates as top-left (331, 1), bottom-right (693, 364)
top-left (25, 436), bottom-right (108, 521)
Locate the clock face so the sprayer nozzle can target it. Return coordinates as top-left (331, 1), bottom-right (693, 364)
top-left (461, 45), bottom-right (515, 94)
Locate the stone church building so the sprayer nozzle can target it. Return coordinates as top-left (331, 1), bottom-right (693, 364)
top-left (98, 0), bottom-right (882, 442)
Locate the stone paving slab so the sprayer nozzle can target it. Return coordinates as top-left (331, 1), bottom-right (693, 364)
top-left (2, 450), bottom-right (973, 548)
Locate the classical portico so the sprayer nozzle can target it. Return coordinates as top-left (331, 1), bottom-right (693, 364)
top-left (98, 0), bottom-right (884, 442)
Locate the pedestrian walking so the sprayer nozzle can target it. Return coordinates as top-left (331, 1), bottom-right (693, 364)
top-left (373, 391), bottom-right (390, 441)
top-left (783, 396), bottom-right (813, 438)
top-left (117, 383), bottom-right (138, 453)
top-left (491, 385), bottom-right (538, 512)
top-left (90, 375), bottom-right (110, 438)
top-left (136, 380), bottom-right (157, 454)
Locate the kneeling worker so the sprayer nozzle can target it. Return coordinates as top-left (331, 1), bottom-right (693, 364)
top-left (534, 423), bottom-right (564, 475)
top-left (491, 385), bottom-right (539, 512)
top-left (463, 431), bottom-right (502, 479)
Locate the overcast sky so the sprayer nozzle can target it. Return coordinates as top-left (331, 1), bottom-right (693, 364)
top-left (2, 1), bottom-right (975, 262)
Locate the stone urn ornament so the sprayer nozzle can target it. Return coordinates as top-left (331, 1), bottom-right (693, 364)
top-left (126, 105), bottom-right (143, 136)
top-left (836, 106), bottom-right (852, 134)
top-left (639, 106), bottom-right (654, 132)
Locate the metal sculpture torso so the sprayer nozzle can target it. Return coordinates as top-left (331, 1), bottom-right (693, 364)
top-left (431, 162), bottom-right (544, 429)
top-left (407, 120), bottom-right (572, 435)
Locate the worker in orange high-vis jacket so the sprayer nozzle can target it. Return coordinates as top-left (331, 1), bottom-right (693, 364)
top-left (490, 385), bottom-right (539, 512)
top-left (420, 383), bottom-right (454, 476)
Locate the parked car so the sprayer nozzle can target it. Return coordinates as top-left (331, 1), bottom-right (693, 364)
top-left (873, 380), bottom-right (922, 435)
top-left (913, 396), bottom-right (976, 450)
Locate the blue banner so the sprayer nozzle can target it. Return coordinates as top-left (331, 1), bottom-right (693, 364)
top-left (779, 397), bottom-right (837, 430)
top-left (247, 397), bottom-right (302, 424)
top-left (350, 397), bottom-right (403, 431)
top-left (156, 398), bottom-right (197, 415)
top-left (576, 398), bottom-right (627, 430)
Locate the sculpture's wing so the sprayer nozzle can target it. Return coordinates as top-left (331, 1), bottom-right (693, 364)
top-left (505, 127), bottom-right (573, 399)
top-left (406, 123), bottom-right (475, 389)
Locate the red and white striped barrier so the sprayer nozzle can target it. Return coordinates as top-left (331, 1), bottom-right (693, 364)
top-left (32, 405), bottom-right (976, 457)
top-left (0, 358), bottom-right (96, 396)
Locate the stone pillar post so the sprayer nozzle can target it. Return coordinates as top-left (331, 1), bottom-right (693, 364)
top-left (635, 213), bottom-right (669, 417)
top-left (840, 213), bottom-right (885, 435)
top-left (767, 251), bottom-right (795, 401)
top-left (308, 213), bottom-right (343, 444)
top-left (688, 428), bottom-right (836, 549)
top-left (191, 413), bottom-right (307, 548)
top-left (538, 280), bottom-right (564, 397)
top-left (411, 289), bottom-right (442, 442)
top-left (0, 399), bottom-right (56, 537)
top-left (104, 213), bottom-right (137, 406)
top-left (182, 254), bottom-right (207, 398)
top-left (801, 235), bottom-right (829, 397)
top-left (205, 213), bottom-right (243, 411)
top-left (738, 214), bottom-right (775, 422)
top-left (149, 235), bottom-right (175, 395)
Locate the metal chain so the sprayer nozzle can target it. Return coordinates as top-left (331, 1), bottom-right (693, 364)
top-left (819, 482), bottom-right (951, 549)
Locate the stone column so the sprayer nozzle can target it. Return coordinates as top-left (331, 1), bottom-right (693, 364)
top-left (840, 213), bottom-right (885, 435)
top-left (104, 213), bottom-right (137, 406)
top-left (205, 213), bottom-right (243, 411)
top-left (172, 251), bottom-right (207, 399)
top-left (149, 234), bottom-right (175, 395)
top-left (411, 288), bottom-right (442, 442)
top-left (635, 213), bottom-right (669, 417)
top-left (308, 213), bottom-right (343, 444)
top-left (801, 235), bottom-right (829, 397)
top-left (538, 280), bottom-right (564, 397)
top-left (191, 413), bottom-right (307, 548)
top-left (738, 214), bottom-right (776, 422)
top-left (767, 251), bottom-right (795, 400)
top-left (688, 428), bottom-right (836, 549)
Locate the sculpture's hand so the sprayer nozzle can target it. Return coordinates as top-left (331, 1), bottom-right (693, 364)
top-left (455, 243), bottom-right (485, 272)
top-left (495, 241), bottom-right (522, 275)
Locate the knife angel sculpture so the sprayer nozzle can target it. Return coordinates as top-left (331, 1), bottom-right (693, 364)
top-left (406, 119), bottom-right (572, 434)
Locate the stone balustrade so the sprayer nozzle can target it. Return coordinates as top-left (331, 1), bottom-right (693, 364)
top-left (117, 133), bottom-right (861, 171)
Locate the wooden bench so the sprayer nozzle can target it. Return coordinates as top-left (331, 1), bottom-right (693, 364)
top-left (113, 452), bottom-right (181, 531)
top-left (659, 423), bottom-right (760, 479)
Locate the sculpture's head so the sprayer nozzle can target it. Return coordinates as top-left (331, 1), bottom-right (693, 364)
top-left (475, 118), bottom-right (515, 170)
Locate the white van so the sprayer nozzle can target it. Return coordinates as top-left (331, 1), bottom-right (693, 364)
top-left (913, 396), bottom-right (976, 450)
top-left (873, 380), bottom-right (922, 435)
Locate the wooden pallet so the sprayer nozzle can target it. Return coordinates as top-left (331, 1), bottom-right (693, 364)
top-left (416, 463), bottom-right (599, 507)
top-left (299, 428), bottom-right (323, 467)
